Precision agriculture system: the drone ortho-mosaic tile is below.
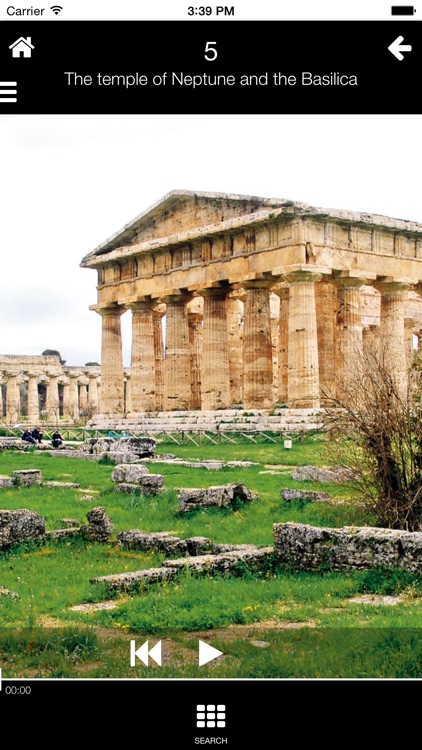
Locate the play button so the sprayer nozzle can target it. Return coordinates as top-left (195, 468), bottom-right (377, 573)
top-left (198, 640), bottom-right (224, 667)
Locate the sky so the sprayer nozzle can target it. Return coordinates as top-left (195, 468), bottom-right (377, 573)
top-left (1, 114), bottom-right (421, 366)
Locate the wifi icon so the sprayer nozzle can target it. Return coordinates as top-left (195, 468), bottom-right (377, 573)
top-left (50, 5), bottom-right (63, 14)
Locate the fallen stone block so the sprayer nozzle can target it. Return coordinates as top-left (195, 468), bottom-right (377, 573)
top-left (178, 483), bottom-right (256, 512)
top-left (106, 451), bottom-right (141, 464)
top-left (114, 475), bottom-right (164, 495)
top-left (186, 536), bottom-right (214, 555)
top-left (42, 481), bottom-right (81, 489)
top-left (91, 547), bottom-right (274, 591)
top-left (162, 546), bottom-right (274, 574)
top-left (60, 518), bottom-right (80, 527)
top-left (273, 522), bottom-right (422, 572)
top-left (291, 465), bottom-right (357, 483)
top-left (111, 464), bottom-right (150, 484)
top-left (115, 437), bottom-right (156, 458)
top-left (0, 476), bottom-right (15, 488)
top-left (80, 507), bottom-right (114, 543)
top-left (45, 527), bottom-right (81, 540)
top-left (91, 566), bottom-right (178, 591)
top-left (0, 509), bottom-right (45, 549)
top-left (12, 469), bottom-right (42, 487)
top-left (118, 529), bottom-right (188, 556)
top-left (281, 489), bottom-right (331, 502)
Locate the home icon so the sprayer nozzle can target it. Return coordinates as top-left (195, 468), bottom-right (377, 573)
top-left (9, 36), bottom-right (34, 58)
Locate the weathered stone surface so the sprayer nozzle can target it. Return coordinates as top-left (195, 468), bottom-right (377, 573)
top-left (114, 475), bottom-right (164, 495)
top-left (12, 469), bottom-right (42, 486)
top-left (42, 481), bottom-right (81, 489)
top-left (106, 451), bottom-right (140, 464)
top-left (0, 476), bottom-right (15, 488)
top-left (115, 437), bottom-right (156, 457)
top-left (0, 438), bottom-right (32, 451)
top-left (281, 489), bottom-right (331, 502)
top-left (186, 536), bottom-right (214, 555)
top-left (273, 522), bottom-right (422, 572)
top-left (117, 530), bottom-right (215, 557)
top-left (70, 600), bottom-right (117, 613)
top-left (46, 527), bottom-right (80, 540)
top-left (118, 530), bottom-right (188, 555)
top-left (291, 465), bottom-right (357, 483)
top-left (92, 566), bottom-right (178, 591)
top-left (0, 509), bottom-right (45, 549)
top-left (111, 464), bottom-right (150, 484)
top-left (178, 483), bottom-right (256, 512)
top-left (92, 546), bottom-right (274, 590)
top-left (79, 507), bottom-right (114, 543)
top-left (60, 518), bottom-right (80, 527)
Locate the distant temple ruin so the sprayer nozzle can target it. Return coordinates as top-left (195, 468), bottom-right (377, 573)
top-left (79, 190), bottom-right (422, 417)
top-left (0, 355), bottom-right (101, 423)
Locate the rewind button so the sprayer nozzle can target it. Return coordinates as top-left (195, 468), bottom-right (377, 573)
top-left (0, 81), bottom-right (17, 103)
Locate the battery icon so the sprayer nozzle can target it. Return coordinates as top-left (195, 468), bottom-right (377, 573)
top-left (391, 6), bottom-right (416, 14)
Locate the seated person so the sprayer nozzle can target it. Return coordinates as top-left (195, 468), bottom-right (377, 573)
top-left (22, 429), bottom-right (36, 444)
top-left (51, 430), bottom-right (63, 448)
top-left (31, 427), bottom-right (43, 444)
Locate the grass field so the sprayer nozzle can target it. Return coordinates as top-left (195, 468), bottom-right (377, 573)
top-left (0, 437), bottom-right (421, 678)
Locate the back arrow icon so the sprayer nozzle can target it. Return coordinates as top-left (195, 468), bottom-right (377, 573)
top-left (388, 36), bottom-right (412, 61)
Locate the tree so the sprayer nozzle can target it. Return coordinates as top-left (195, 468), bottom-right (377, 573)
top-left (85, 362), bottom-right (100, 367)
top-left (323, 347), bottom-right (422, 531)
top-left (42, 349), bottom-right (66, 365)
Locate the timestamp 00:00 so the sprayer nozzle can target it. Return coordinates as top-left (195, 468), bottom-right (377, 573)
top-left (4, 685), bottom-right (32, 695)
top-left (188, 6), bottom-right (235, 15)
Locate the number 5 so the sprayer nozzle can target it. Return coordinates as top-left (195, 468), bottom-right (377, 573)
top-left (205, 41), bottom-right (217, 61)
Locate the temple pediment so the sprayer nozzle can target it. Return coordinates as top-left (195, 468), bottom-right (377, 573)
top-left (82, 190), bottom-right (288, 262)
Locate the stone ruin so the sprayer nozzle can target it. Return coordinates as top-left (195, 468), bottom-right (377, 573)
top-left (0, 509), bottom-right (45, 549)
top-left (111, 463), bottom-right (164, 496)
top-left (178, 483), bottom-right (257, 513)
top-left (273, 522), bottom-right (422, 572)
top-left (51, 435), bottom-right (157, 463)
top-left (281, 489), bottom-right (331, 503)
top-left (0, 506), bottom-right (114, 549)
top-left (290, 465), bottom-right (357, 483)
top-left (80, 507), bottom-right (114, 543)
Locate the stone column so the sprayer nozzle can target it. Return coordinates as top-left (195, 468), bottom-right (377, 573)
top-left (315, 281), bottom-right (337, 402)
top-left (87, 374), bottom-right (99, 412)
top-left (97, 306), bottom-right (125, 414)
top-left (275, 287), bottom-right (289, 404)
top-left (153, 305), bottom-right (166, 412)
top-left (46, 374), bottom-right (60, 420)
top-left (68, 374), bottom-right (80, 420)
top-left (242, 280), bottom-right (273, 409)
top-left (188, 309), bottom-right (203, 410)
top-left (226, 294), bottom-right (243, 406)
top-left (335, 275), bottom-right (366, 400)
top-left (163, 293), bottom-right (192, 410)
top-left (79, 380), bottom-right (89, 412)
top-left (61, 379), bottom-right (70, 418)
top-left (200, 287), bottom-right (230, 410)
top-left (0, 376), bottom-right (4, 418)
top-left (5, 373), bottom-right (21, 420)
top-left (129, 301), bottom-right (156, 413)
top-left (283, 271), bottom-right (322, 408)
top-left (375, 279), bottom-right (409, 393)
top-left (270, 293), bottom-right (280, 404)
top-left (27, 373), bottom-right (39, 421)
